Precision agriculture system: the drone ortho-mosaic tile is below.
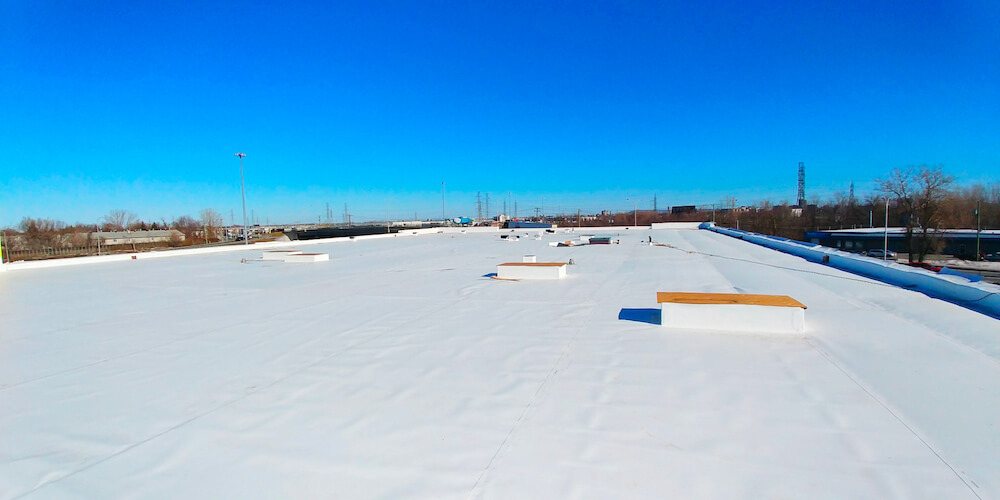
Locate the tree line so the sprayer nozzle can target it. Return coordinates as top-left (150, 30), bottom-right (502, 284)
top-left (703, 165), bottom-right (994, 261)
top-left (3, 208), bottom-right (226, 253)
top-left (4, 165), bottom-right (996, 261)
top-left (561, 165), bottom-right (997, 261)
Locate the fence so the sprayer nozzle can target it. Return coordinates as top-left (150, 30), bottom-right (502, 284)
top-left (5, 243), bottom-right (171, 262)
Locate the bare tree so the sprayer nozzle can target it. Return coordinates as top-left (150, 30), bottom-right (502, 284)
top-left (200, 208), bottom-right (223, 241)
top-left (172, 215), bottom-right (199, 241)
top-left (17, 218), bottom-right (65, 250)
top-left (877, 165), bottom-right (954, 262)
top-left (168, 230), bottom-right (184, 247)
top-left (104, 210), bottom-right (139, 231)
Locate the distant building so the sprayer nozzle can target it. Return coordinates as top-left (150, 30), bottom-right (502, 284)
top-left (505, 221), bottom-right (553, 229)
top-left (671, 205), bottom-right (697, 214)
top-left (95, 230), bottom-right (184, 245)
top-left (804, 228), bottom-right (1000, 257)
top-left (392, 220), bottom-right (429, 228)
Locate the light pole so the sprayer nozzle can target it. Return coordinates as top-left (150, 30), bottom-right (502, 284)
top-left (441, 182), bottom-right (446, 221)
top-left (883, 197), bottom-right (889, 261)
top-left (236, 152), bottom-right (248, 246)
top-left (627, 198), bottom-right (637, 226)
top-left (976, 201), bottom-right (981, 261)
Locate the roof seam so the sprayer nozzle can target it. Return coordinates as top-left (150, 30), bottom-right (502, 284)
top-left (805, 338), bottom-right (983, 500)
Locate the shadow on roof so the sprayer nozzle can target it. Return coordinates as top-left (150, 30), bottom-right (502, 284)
top-left (618, 308), bottom-right (661, 325)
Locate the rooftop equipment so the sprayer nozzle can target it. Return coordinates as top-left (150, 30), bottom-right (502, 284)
top-left (262, 250), bottom-right (303, 260)
top-left (283, 253), bottom-right (329, 263)
top-left (497, 262), bottom-right (568, 280)
top-left (658, 292), bottom-right (806, 333)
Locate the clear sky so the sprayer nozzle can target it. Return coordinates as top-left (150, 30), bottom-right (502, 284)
top-left (2, 0), bottom-right (998, 227)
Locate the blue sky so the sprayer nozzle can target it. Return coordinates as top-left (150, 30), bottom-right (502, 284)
top-left (2, 0), bottom-right (998, 226)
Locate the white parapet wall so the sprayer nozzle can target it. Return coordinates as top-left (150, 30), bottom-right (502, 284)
top-left (283, 253), bottom-right (330, 263)
top-left (523, 255), bottom-right (537, 263)
top-left (262, 250), bottom-right (303, 260)
top-left (497, 262), bottom-right (567, 280)
top-left (704, 224), bottom-right (1000, 320)
top-left (658, 293), bottom-right (806, 334)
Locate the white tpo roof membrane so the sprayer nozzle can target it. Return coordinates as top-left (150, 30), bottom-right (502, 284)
top-left (2, 228), bottom-right (999, 499)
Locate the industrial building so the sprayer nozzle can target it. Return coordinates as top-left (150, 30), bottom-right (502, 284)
top-left (2, 225), bottom-right (998, 498)
top-left (805, 227), bottom-right (1000, 258)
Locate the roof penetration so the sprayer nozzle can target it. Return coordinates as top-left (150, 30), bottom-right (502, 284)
top-left (2, 227), bottom-right (999, 498)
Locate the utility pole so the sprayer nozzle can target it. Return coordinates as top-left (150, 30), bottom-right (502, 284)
top-left (976, 201), bottom-right (981, 260)
top-left (235, 152), bottom-right (248, 245)
top-left (441, 182), bottom-right (446, 221)
top-left (883, 197), bottom-right (889, 261)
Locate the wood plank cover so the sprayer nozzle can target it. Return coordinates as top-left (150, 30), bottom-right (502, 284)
top-left (657, 292), bottom-right (806, 309)
top-left (498, 262), bottom-right (567, 267)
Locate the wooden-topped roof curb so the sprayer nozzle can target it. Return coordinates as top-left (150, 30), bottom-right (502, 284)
top-left (657, 292), bottom-right (807, 309)
top-left (498, 262), bottom-right (568, 267)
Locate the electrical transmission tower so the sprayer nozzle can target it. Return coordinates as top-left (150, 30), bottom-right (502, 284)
top-left (797, 162), bottom-right (806, 207)
top-left (476, 192), bottom-right (482, 221)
